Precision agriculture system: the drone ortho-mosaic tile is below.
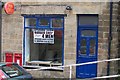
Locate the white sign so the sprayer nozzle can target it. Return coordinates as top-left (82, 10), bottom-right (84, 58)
top-left (17, 60), bottom-right (20, 65)
top-left (34, 29), bottom-right (54, 44)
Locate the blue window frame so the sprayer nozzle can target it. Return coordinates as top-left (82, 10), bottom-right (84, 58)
top-left (23, 15), bottom-right (64, 66)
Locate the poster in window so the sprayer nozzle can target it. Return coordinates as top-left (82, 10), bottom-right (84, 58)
top-left (33, 29), bottom-right (54, 44)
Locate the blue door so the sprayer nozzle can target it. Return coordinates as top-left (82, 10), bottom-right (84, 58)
top-left (76, 15), bottom-right (98, 78)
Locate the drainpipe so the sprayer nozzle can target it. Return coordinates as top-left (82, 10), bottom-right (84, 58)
top-left (107, 1), bottom-right (113, 77)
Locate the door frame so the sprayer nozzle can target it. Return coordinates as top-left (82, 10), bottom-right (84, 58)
top-left (76, 14), bottom-right (98, 78)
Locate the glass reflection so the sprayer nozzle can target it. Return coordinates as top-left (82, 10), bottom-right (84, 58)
top-left (80, 39), bottom-right (86, 55)
top-left (90, 39), bottom-right (96, 55)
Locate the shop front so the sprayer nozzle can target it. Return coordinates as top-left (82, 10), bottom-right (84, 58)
top-left (23, 15), bottom-right (65, 67)
top-left (1, 1), bottom-right (119, 79)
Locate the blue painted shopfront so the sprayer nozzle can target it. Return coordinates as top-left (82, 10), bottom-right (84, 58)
top-left (76, 15), bottom-right (98, 78)
top-left (23, 15), bottom-right (65, 66)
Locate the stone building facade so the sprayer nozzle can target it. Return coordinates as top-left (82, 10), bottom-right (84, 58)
top-left (0, 1), bottom-right (119, 79)
top-left (118, 1), bottom-right (120, 75)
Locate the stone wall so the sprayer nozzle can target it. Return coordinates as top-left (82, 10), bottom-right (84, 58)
top-left (109, 2), bottom-right (119, 75)
top-left (26, 69), bottom-right (65, 78)
top-left (1, 1), bottom-right (119, 79)
top-left (97, 2), bottom-right (119, 76)
top-left (98, 2), bottom-right (110, 76)
top-left (118, 2), bottom-right (120, 73)
top-left (1, 2), bottom-right (23, 62)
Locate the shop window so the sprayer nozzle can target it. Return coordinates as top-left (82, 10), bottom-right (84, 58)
top-left (25, 18), bottom-right (36, 27)
top-left (52, 18), bottom-right (63, 28)
top-left (39, 18), bottom-right (49, 26)
top-left (24, 16), bottom-right (64, 66)
top-left (29, 29), bottom-right (62, 63)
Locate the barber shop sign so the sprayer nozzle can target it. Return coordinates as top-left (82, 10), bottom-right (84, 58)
top-left (33, 29), bottom-right (54, 44)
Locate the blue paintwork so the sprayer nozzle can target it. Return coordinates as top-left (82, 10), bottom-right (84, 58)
top-left (76, 57), bottom-right (97, 78)
top-left (23, 18), bottom-right (26, 65)
top-left (22, 15), bottom-right (64, 65)
top-left (62, 18), bottom-right (64, 66)
top-left (76, 15), bottom-right (98, 79)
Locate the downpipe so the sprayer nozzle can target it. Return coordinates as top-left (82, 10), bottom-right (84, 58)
top-left (107, 0), bottom-right (113, 78)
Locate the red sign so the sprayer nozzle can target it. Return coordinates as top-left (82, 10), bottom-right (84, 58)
top-left (5, 53), bottom-right (13, 63)
top-left (4, 2), bottom-right (14, 15)
top-left (14, 53), bottom-right (22, 66)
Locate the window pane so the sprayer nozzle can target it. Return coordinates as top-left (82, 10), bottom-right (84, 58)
top-left (39, 18), bottom-right (49, 26)
top-left (52, 18), bottom-right (63, 27)
top-left (80, 39), bottom-right (86, 55)
top-left (90, 39), bottom-right (96, 55)
top-left (79, 15), bottom-right (98, 25)
top-left (25, 18), bottom-right (36, 27)
top-left (29, 29), bottom-right (62, 64)
top-left (81, 30), bottom-right (96, 37)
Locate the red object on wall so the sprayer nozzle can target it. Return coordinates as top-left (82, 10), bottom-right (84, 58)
top-left (4, 2), bottom-right (14, 15)
top-left (14, 53), bottom-right (22, 66)
top-left (5, 53), bottom-right (13, 62)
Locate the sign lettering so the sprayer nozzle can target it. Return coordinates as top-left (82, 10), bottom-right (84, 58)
top-left (34, 29), bottom-right (54, 44)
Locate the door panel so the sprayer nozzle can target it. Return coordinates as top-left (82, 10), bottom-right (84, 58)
top-left (76, 27), bottom-right (97, 78)
top-left (76, 15), bottom-right (98, 79)
top-left (76, 28), bottom-right (98, 79)
top-left (76, 26), bottom-right (98, 78)
top-left (77, 57), bottom-right (97, 78)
